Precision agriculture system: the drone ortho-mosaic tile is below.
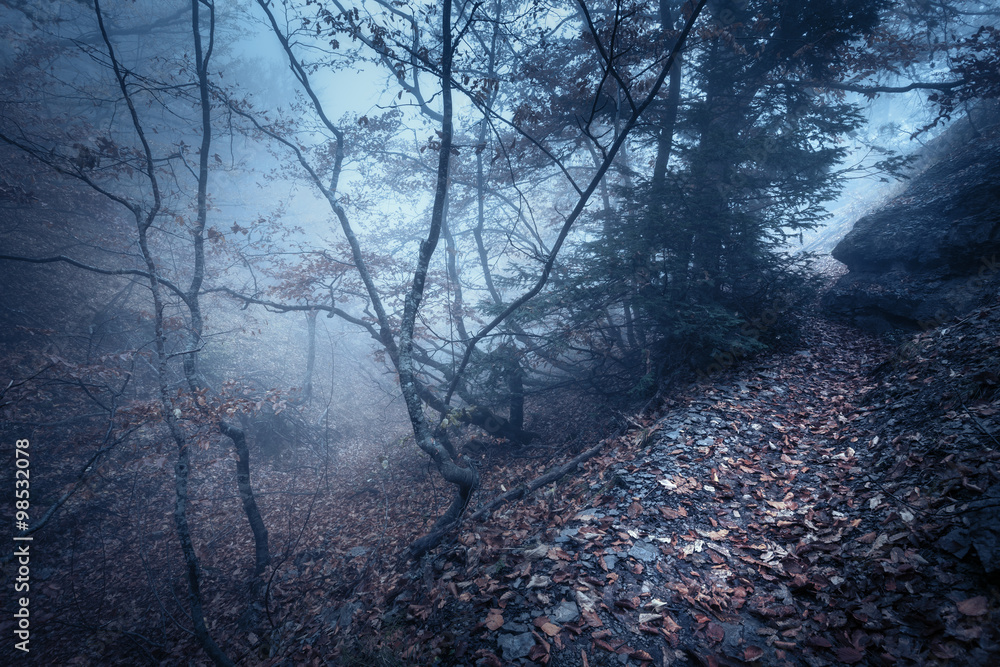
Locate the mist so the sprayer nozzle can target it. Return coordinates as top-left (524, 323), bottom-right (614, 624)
top-left (3, 0), bottom-right (1000, 664)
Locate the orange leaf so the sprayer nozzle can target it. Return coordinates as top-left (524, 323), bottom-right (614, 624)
top-left (485, 608), bottom-right (504, 631)
top-left (541, 622), bottom-right (561, 637)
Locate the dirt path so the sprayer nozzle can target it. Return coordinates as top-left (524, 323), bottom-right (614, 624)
top-left (380, 313), bottom-right (999, 666)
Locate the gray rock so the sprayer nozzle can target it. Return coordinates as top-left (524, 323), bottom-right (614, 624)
top-left (628, 541), bottom-right (659, 562)
top-left (969, 484), bottom-right (1000, 573)
top-left (550, 599), bottom-right (580, 623)
top-left (498, 631), bottom-right (536, 660)
top-left (824, 119), bottom-right (1000, 331)
top-left (555, 527), bottom-right (578, 544)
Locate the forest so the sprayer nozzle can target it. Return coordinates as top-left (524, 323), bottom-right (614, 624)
top-left (2, 0), bottom-right (1000, 665)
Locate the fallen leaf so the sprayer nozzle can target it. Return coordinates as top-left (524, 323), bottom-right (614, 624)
top-left (957, 596), bottom-right (988, 616)
top-left (540, 622), bottom-right (560, 637)
top-left (836, 647), bottom-right (864, 664)
top-left (485, 608), bottom-right (504, 631)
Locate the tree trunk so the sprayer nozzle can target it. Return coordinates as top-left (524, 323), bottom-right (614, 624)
top-left (301, 309), bottom-right (317, 404)
top-left (187, 0), bottom-right (270, 587)
top-left (94, 1), bottom-right (233, 663)
top-left (505, 354), bottom-right (525, 433)
top-left (220, 421), bottom-right (270, 576)
top-left (394, 0), bottom-right (480, 558)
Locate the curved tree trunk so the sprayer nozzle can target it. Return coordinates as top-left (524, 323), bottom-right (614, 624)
top-left (220, 422), bottom-right (271, 576)
top-left (394, 0), bottom-right (481, 558)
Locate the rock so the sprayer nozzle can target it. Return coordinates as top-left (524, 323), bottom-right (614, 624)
top-left (550, 599), bottom-right (580, 623)
top-left (497, 631), bottom-right (536, 660)
top-left (554, 527), bottom-right (578, 544)
top-left (629, 541), bottom-right (659, 562)
top-left (969, 484), bottom-right (1000, 574)
top-left (823, 118), bottom-right (1000, 331)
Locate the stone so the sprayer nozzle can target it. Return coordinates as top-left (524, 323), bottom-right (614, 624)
top-left (498, 631), bottom-right (536, 660)
top-left (550, 599), bottom-right (580, 623)
top-left (824, 116), bottom-right (1000, 331)
top-left (629, 541), bottom-right (659, 562)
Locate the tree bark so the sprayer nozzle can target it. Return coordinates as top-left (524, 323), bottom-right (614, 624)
top-left (219, 421), bottom-right (270, 576)
top-left (95, 2), bottom-right (233, 663)
top-left (301, 309), bottom-right (317, 404)
top-left (394, 0), bottom-right (481, 557)
top-left (188, 0), bottom-right (269, 586)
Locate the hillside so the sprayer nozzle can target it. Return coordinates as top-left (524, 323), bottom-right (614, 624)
top-left (308, 300), bottom-right (998, 667)
top-left (5, 4), bottom-right (1000, 666)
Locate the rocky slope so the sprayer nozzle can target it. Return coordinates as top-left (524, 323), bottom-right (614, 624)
top-left (823, 112), bottom-right (1000, 332)
top-left (326, 300), bottom-right (999, 667)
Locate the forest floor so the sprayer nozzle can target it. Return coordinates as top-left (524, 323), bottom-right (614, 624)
top-left (315, 302), bottom-right (1000, 666)
top-left (6, 298), bottom-right (1000, 667)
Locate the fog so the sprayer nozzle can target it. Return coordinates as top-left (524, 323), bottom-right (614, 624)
top-left (2, 0), bottom-right (998, 663)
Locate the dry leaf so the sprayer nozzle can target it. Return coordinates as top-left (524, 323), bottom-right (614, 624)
top-left (957, 596), bottom-right (989, 616)
top-left (836, 647), bottom-right (864, 664)
top-left (541, 622), bottom-right (561, 637)
top-left (485, 608), bottom-right (504, 631)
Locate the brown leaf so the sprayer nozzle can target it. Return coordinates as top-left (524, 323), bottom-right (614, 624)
top-left (485, 608), bottom-right (504, 631)
top-left (957, 596), bottom-right (989, 616)
top-left (541, 622), bottom-right (561, 637)
top-left (663, 615), bottom-right (682, 634)
top-left (706, 623), bottom-right (725, 643)
top-left (593, 638), bottom-right (615, 652)
top-left (743, 645), bottom-right (765, 662)
top-left (836, 647), bottom-right (865, 664)
top-left (528, 642), bottom-right (550, 663)
top-left (475, 650), bottom-right (502, 667)
top-left (659, 506), bottom-right (687, 519)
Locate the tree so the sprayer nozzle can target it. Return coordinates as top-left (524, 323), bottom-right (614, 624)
top-left (0, 1), bottom-right (274, 662)
top-left (239, 0), bottom-right (707, 554)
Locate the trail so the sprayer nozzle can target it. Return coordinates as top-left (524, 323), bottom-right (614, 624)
top-left (381, 311), bottom-right (1000, 666)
